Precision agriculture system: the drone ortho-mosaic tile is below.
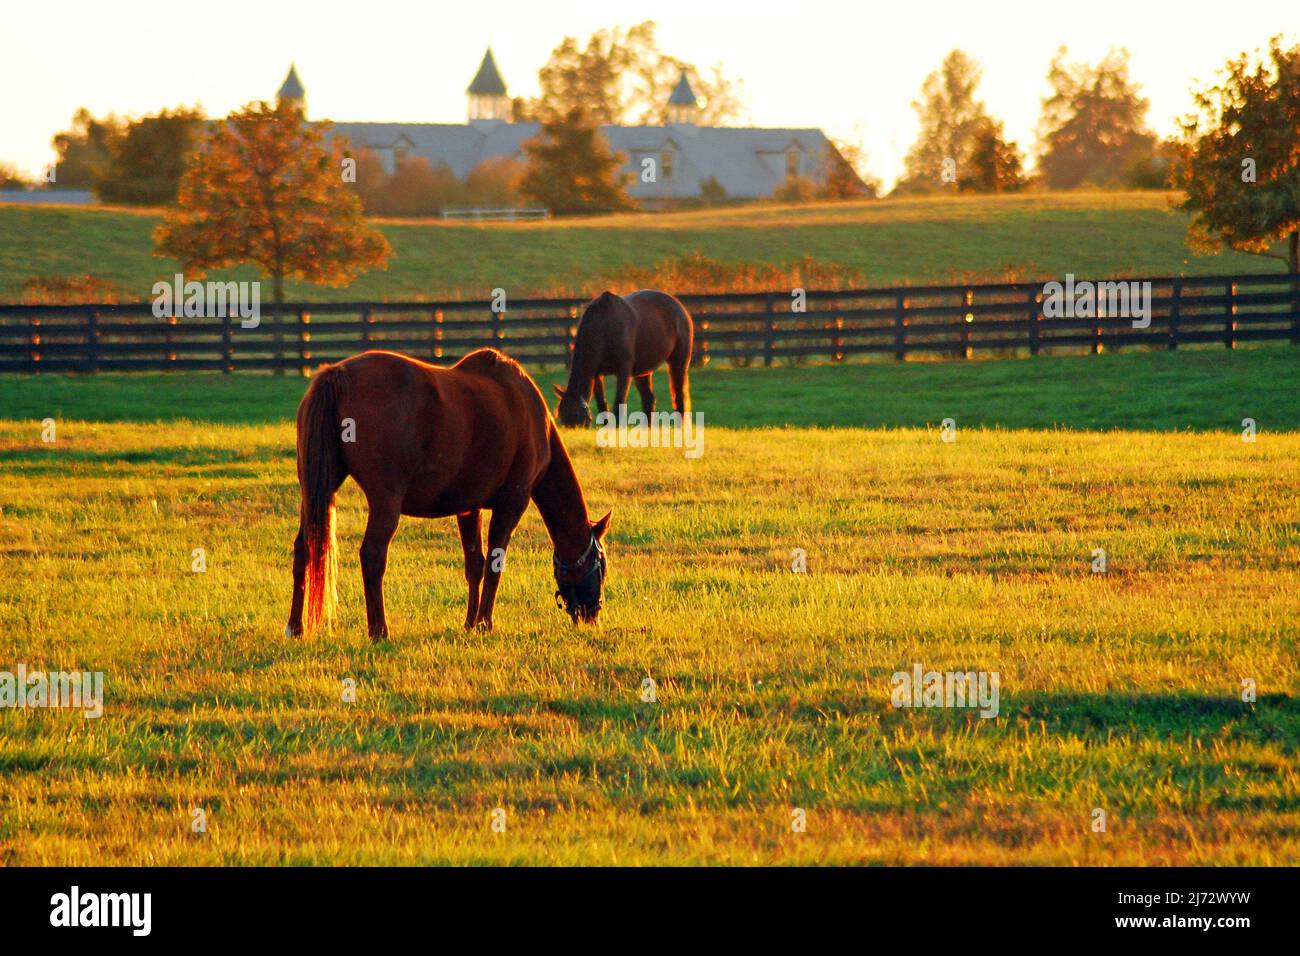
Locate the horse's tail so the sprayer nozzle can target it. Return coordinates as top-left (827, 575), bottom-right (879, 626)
top-left (297, 364), bottom-right (348, 636)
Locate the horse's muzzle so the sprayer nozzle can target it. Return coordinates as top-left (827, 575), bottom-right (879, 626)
top-left (554, 535), bottom-right (606, 624)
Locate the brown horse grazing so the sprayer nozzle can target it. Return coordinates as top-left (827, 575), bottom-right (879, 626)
top-left (285, 349), bottom-right (611, 641)
top-left (553, 289), bottom-right (693, 427)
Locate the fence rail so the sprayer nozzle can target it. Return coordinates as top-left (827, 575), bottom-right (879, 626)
top-left (2, 273), bottom-right (1297, 374)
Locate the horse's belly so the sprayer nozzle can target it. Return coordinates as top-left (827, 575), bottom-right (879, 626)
top-left (400, 486), bottom-right (481, 519)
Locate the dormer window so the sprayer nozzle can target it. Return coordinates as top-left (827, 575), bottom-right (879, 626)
top-left (394, 146), bottom-right (409, 164)
top-left (661, 149), bottom-right (676, 181)
top-left (785, 148), bottom-right (801, 179)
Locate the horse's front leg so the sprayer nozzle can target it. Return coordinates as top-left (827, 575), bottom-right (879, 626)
top-left (593, 375), bottom-right (609, 414)
top-left (286, 526), bottom-right (307, 637)
top-left (473, 498), bottom-right (529, 631)
top-left (614, 372), bottom-right (633, 426)
top-left (456, 510), bottom-right (484, 631)
top-left (360, 497), bottom-right (401, 641)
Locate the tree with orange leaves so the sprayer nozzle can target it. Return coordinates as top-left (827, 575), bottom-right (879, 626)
top-left (155, 99), bottom-right (390, 307)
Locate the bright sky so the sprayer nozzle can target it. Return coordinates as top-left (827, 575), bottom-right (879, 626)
top-left (2, 0), bottom-right (1295, 188)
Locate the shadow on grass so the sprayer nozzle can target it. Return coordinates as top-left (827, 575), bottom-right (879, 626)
top-left (2, 347), bottom-right (1297, 431)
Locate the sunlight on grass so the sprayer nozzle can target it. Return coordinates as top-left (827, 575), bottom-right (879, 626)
top-left (1, 417), bottom-right (1296, 864)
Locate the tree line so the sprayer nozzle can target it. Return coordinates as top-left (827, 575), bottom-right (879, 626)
top-left (8, 30), bottom-right (1298, 276)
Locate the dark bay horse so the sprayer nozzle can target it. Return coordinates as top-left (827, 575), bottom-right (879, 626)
top-left (286, 349), bottom-right (611, 640)
top-left (553, 289), bottom-right (693, 427)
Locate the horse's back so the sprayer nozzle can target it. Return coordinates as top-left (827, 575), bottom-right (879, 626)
top-left (321, 349), bottom-right (552, 515)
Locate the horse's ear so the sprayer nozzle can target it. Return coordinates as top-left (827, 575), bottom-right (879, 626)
top-left (591, 510), bottom-right (612, 540)
top-left (552, 383), bottom-right (566, 400)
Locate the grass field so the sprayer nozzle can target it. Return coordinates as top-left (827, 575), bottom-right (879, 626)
top-left (0, 190), bottom-right (1276, 302)
top-left (1, 349), bottom-right (1297, 864)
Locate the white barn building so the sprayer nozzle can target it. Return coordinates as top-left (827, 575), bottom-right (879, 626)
top-left (277, 51), bottom-right (850, 205)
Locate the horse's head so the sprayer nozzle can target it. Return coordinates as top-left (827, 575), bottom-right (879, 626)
top-left (552, 383), bottom-right (591, 427)
top-left (553, 510), bottom-right (611, 624)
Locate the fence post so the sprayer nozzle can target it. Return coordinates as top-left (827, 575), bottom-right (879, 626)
top-left (1224, 281), bottom-right (1237, 350)
top-left (273, 305), bottom-right (284, 375)
top-left (491, 302), bottom-right (505, 348)
top-left (764, 294), bottom-right (776, 367)
top-left (432, 308), bottom-right (443, 360)
top-left (221, 313), bottom-right (233, 373)
top-left (361, 307), bottom-right (373, 348)
top-left (830, 315), bottom-right (844, 362)
top-left (1168, 278), bottom-right (1182, 351)
top-left (298, 311), bottom-right (311, 376)
top-left (86, 309), bottom-right (99, 373)
top-left (165, 315), bottom-right (177, 364)
top-left (28, 314), bottom-right (40, 373)
top-left (1028, 287), bottom-right (1041, 357)
top-left (894, 293), bottom-right (908, 361)
top-left (698, 319), bottom-right (709, 366)
top-left (1291, 273), bottom-right (1300, 346)
top-left (961, 289), bottom-right (973, 360)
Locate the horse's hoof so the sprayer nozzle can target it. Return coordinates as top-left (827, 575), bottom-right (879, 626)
top-left (284, 624), bottom-right (299, 638)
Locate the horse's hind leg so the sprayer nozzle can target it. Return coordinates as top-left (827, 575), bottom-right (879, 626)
top-left (359, 496), bottom-right (401, 641)
top-left (668, 357), bottom-right (691, 415)
top-left (456, 510), bottom-right (485, 631)
top-left (473, 496), bottom-right (529, 631)
top-left (635, 372), bottom-right (656, 415)
top-left (286, 527), bottom-right (308, 637)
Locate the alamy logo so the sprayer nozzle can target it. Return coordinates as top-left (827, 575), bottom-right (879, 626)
top-left (890, 663), bottom-right (1000, 718)
top-left (595, 410), bottom-right (705, 459)
top-left (1042, 274), bottom-right (1152, 329)
top-left (50, 886), bottom-right (151, 936)
top-left (0, 664), bottom-right (103, 718)
top-left (152, 273), bottom-right (261, 329)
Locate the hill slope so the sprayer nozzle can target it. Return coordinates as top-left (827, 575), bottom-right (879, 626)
top-left (0, 190), bottom-right (1274, 302)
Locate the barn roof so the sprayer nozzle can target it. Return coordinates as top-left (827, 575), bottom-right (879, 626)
top-left (329, 121), bottom-right (834, 200)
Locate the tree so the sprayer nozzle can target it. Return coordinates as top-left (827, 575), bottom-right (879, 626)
top-left (463, 156), bottom-right (526, 208)
top-left (1037, 47), bottom-right (1156, 189)
top-left (347, 148), bottom-right (392, 213)
top-left (773, 176), bottom-right (817, 203)
top-left (533, 30), bottom-right (628, 123)
top-left (820, 138), bottom-right (879, 199)
top-left (376, 157), bottom-right (458, 216)
top-left (959, 120), bottom-right (1027, 193)
top-left (1173, 37), bottom-right (1300, 273)
top-left (519, 108), bottom-right (635, 215)
top-left (51, 108), bottom-right (121, 189)
top-left (155, 100), bottom-right (390, 307)
top-left (529, 21), bottom-right (745, 126)
top-left (0, 162), bottom-right (31, 190)
top-left (896, 50), bottom-right (993, 193)
top-left (97, 107), bottom-right (206, 205)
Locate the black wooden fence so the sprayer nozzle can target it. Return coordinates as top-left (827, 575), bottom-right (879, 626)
top-left (1, 272), bottom-right (1297, 373)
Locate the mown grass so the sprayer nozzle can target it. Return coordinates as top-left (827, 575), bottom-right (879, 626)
top-left (0, 191), bottom-right (1277, 303)
top-left (0, 350), bottom-right (1297, 864)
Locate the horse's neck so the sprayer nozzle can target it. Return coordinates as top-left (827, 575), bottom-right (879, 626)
top-left (532, 430), bottom-right (591, 562)
top-left (564, 324), bottom-right (607, 400)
